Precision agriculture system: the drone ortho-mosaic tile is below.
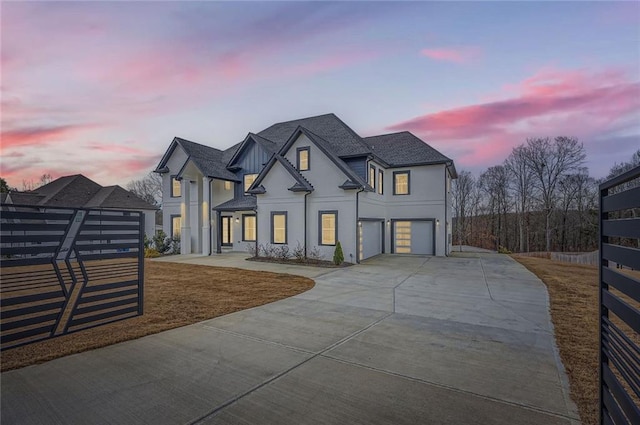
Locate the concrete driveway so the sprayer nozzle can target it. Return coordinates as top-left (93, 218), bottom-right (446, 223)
top-left (1, 253), bottom-right (579, 425)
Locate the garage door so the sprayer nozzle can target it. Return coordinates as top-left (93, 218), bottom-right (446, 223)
top-left (393, 220), bottom-right (434, 255)
top-left (359, 220), bottom-right (383, 260)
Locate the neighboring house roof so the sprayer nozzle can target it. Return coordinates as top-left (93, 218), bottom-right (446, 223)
top-left (213, 195), bottom-right (257, 211)
top-left (363, 131), bottom-right (454, 169)
top-left (84, 186), bottom-right (158, 210)
top-left (156, 137), bottom-right (240, 182)
top-left (3, 174), bottom-right (157, 210)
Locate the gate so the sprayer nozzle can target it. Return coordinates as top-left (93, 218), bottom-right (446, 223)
top-left (1, 205), bottom-right (144, 350)
top-left (599, 165), bottom-right (640, 424)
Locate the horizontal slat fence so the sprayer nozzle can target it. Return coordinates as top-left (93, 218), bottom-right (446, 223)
top-left (0, 204), bottom-right (144, 350)
top-left (599, 165), bottom-right (640, 425)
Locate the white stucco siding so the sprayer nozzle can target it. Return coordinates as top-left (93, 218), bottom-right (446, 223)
top-left (256, 162), bottom-right (306, 254)
top-left (258, 133), bottom-right (358, 262)
top-left (161, 145), bottom-right (188, 238)
top-left (386, 164), bottom-right (448, 256)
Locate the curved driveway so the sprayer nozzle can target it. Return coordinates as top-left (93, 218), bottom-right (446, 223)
top-left (2, 253), bottom-right (580, 425)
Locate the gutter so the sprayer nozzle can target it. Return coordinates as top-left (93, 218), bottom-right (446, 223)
top-left (355, 187), bottom-right (365, 264)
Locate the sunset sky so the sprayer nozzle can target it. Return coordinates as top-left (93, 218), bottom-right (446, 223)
top-left (2, 1), bottom-right (639, 188)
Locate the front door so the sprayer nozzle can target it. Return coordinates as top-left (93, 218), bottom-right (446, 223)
top-left (221, 216), bottom-right (232, 246)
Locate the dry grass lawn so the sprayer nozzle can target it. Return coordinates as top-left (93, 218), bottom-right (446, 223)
top-left (512, 256), bottom-right (640, 425)
top-left (1, 260), bottom-right (314, 372)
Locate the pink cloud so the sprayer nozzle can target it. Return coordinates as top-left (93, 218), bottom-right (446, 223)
top-left (0, 124), bottom-right (93, 152)
top-left (421, 47), bottom-right (481, 63)
top-left (86, 143), bottom-right (152, 156)
top-left (386, 68), bottom-right (640, 170)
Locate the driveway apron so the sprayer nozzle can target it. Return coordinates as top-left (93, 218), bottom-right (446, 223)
top-left (1, 253), bottom-right (580, 425)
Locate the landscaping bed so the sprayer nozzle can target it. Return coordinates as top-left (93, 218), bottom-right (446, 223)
top-left (1, 260), bottom-right (314, 372)
top-left (246, 256), bottom-right (353, 268)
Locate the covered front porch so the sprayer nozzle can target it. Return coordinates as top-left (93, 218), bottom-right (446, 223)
top-left (213, 196), bottom-right (257, 255)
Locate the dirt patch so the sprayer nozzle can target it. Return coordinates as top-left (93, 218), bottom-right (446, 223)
top-left (1, 260), bottom-right (314, 372)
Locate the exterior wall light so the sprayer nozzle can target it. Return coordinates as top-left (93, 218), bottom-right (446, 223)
top-left (436, 219), bottom-right (440, 225)
top-left (235, 217), bottom-right (240, 223)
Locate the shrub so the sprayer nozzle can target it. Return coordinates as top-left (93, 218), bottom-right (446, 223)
top-left (260, 243), bottom-right (276, 258)
top-left (169, 235), bottom-right (181, 254)
top-left (246, 243), bottom-right (258, 257)
top-left (308, 246), bottom-right (322, 261)
top-left (333, 241), bottom-right (344, 265)
top-left (498, 245), bottom-right (512, 254)
top-left (292, 242), bottom-right (305, 262)
top-left (144, 247), bottom-right (161, 258)
top-left (275, 245), bottom-right (290, 260)
top-left (143, 234), bottom-right (151, 249)
top-left (153, 231), bottom-right (172, 254)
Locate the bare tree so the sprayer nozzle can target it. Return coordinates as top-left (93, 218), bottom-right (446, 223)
top-left (452, 170), bottom-right (474, 250)
top-left (524, 137), bottom-right (586, 251)
top-left (126, 172), bottom-right (162, 207)
top-left (478, 165), bottom-right (511, 251)
top-left (22, 173), bottom-right (54, 191)
top-left (505, 145), bottom-right (535, 252)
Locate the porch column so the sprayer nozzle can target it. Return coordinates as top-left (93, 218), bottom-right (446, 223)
top-left (215, 211), bottom-right (222, 254)
top-left (201, 177), bottom-right (211, 256)
top-left (180, 179), bottom-right (191, 254)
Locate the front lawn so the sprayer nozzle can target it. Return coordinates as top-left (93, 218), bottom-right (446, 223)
top-left (1, 260), bottom-right (314, 372)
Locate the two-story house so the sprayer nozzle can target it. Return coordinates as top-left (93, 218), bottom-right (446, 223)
top-left (154, 113), bottom-right (456, 261)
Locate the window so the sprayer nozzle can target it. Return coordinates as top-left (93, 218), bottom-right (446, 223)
top-left (369, 165), bottom-right (376, 190)
top-left (171, 176), bottom-right (181, 197)
top-left (271, 212), bottom-right (287, 244)
top-left (319, 211), bottom-right (337, 246)
top-left (171, 215), bottom-right (181, 238)
top-left (297, 147), bottom-right (310, 171)
top-left (242, 214), bottom-right (256, 241)
top-left (378, 169), bottom-right (384, 195)
top-left (393, 171), bottom-right (410, 195)
top-left (224, 181), bottom-right (233, 191)
top-left (244, 174), bottom-right (258, 193)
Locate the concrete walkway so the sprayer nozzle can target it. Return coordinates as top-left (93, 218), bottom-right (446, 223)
top-left (1, 253), bottom-right (580, 425)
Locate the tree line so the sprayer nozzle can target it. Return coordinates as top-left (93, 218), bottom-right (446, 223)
top-left (452, 138), bottom-right (639, 253)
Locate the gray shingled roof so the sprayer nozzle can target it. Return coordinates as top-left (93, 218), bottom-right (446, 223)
top-left (174, 138), bottom-right (239, 181)
top-left (213, 195), bottom-right (257, 211)
top-left (363, 132), bottom-right (452, 167)
top-left (34, 174), bottom-right (103, 207)
top-left (257, 113), bottom-right (371, 157)
top-left (3, 175), bottom-right (157, 210)
top-left (85, 186), bottom-right (158, 210)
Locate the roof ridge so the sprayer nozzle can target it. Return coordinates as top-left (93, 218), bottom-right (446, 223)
top-left (363, 130), bottom-right (411, 139)
top-left (176, 137), bottom-right (223, 153)
top-left (327, 113), bottom-right (372, 153)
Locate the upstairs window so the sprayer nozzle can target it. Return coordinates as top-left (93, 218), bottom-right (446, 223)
top-left (244, 174), bottom-right (258, 193)
top-left (378, 169), bottom-right (384, 195)
top-left (369, 164), bottom-right (376, 190)
top-left (297, 147), bottom-right (310, 171)
top-left (393, 171), bottom-right (410, 195)
top-left (171, 176), bottom-right (181, 197)
top-left (224, 181), bottom-right (233, 191)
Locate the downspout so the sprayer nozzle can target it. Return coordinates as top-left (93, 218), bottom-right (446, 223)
top-left (355, 187), bottom-right (365, 264)
top-left (254, 206), bottom-right (258, 257)
top-left (444, 164), bottom-right (449, 256)
top-left (304, 191), bottom-right (311, 257)
top-left (208, 177), bottom-right (213, 255)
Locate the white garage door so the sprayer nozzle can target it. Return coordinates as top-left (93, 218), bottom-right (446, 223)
top-left (393, 220), bottom-right (434, 255)
top-left (360, 220), bottom-right (383, 260)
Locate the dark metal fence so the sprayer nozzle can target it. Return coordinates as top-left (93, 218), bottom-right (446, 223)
top-left (599, 165), bottom-right (640, 425)
top-left (0, 204), bottom-right (144, 350)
